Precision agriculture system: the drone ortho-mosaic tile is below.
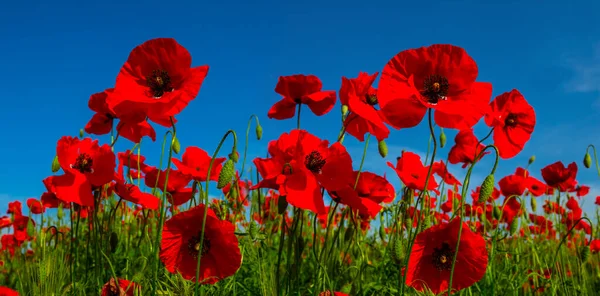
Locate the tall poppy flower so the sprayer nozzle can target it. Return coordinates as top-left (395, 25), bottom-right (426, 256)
top-left (26, 198), bottom-right (44, 214)
top-left (144, 167), bottom-right (193, 206)
top-left (110, 38), bottom-right (209, 123)
top-left (339, 72), bottom-right (389, 141)
top-left (406, 218), bottom-right (488, 294)
top-left (172, 147), bottom-right (226, 182)
top-left (328, 171), bottom-right (395, 218)
top-left (6, 201), bottom-right (21, 216)
top-left (0, 286), bottom-right (19, 296)
top-left (541, 161), bottom-right (578, 192)
top-left (49, 137), bottom-right (116, 207)
top-left (448, 129), bottom-right (488, 168)
top-left (378, 44), bottom-right (492, 130)
top-left (160, 204), bottom-right (242, 284)
top-left (484, 89), bottom-right (535, 159)
top-left (253, 130), bottom-right (353, 214)
top-left (267, 74), bottom-right (336, 120)
top-left (100, 278), bottom-right (140, 296)
top-left (387, 151), bottom-right (448, 193)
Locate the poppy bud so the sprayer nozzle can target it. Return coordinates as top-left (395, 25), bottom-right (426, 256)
top-left (109, 232), bottom-right (118, 253)
top-left (229, 151), bottom-right (239, 163)
top-left (509, 219), bottom-right (519, 235)
top-left (344, 225), bottom-right (354, 243)
top-left (79, 129), bottom-right (84, 138)
top-left (479, 174), bottom-right (495, 203)
top-left (256, 124), bottom-right (263, 140)
top-left (528, 155), bottom-right (535, 165)
top-left (439, 128), bottom-right (447, 148)
top-left (379, 225), bottom-right (386, 242)
top-left (421, 216), bottom-right (432, 232)
top-left (249, 221), bottom-right (258, 240)
top-left (391, 236), bottom-right (403, 264)
top-left (51, 155), bottom-right (60, 173)
top-left (584, 152), bottom-right (592, 169)
top-left (493, 206), bottom-right (501, 220)
top-left (57, 204), bottom-right (64, 220)
top-left (580, 245), bottom-right (590, 262)
top-left (341, 104), bottom-right (349, 116)
top-left (27, 219), bottom-right (35, 238)
top-left (530, 197), bottom-right (537, 212)
top-left (172, 137), bottom-right (181, 154)
top-left (378, 140), bottom-right (388, 158)
top-left (277, 195), bottom-right (288, 214)
top-left (217, 159), bottom-right (235, 189)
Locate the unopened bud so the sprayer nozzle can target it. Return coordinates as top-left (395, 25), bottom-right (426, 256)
top-left (26, 220), bottom-right (35, 238)
top-left (379, 225), bottom-right (386, 242)
top-left (439, 128), bottom-right (447, 148)
top-left (378, 140), bottom-right (388, 158)
top-left (172, 137), bottom-right (181, 154)
top-left (509, 219), bottom-right (519, 235)
top-left (344, 225), bottom-right (354, 243)
top-left (479, 174), bottom-right (495, 203)
top-left (584, 152), bottom-right (592, 169)
top-left (217, 159), bottom-right (235, 189)
top-left (493, 206), bottom-right (501, 220)
top-left (79, 129), bottom-right (84, 138)
top-left (391, 237), bottom-right (403, 264)
top-left (580, 245), bottom-right (591, 262)
top-left (528, 155), bottom-right (535, 165)
top-left (57, 204), bottom-right (64, 220)
top-left (530, 197), bottom-right (537, 212)
top-left (248, 221), bottom-right (258, 240)
top-left (229, 151), bottom-right (239, 163)
top-left (341, 105), bottom-right (349, 116)
top-left (256, 124), bottom-right (263, 140)
top-left (51, 156), bottom-right (60, 173)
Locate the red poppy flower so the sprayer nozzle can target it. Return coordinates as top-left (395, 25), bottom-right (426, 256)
top-left (448, 129), bottom-right (488, 168)
top-left (118, 150), bottom-right (150, 173)
top-left (160, 204), bottom-right (242, 284)
top-left (110, 38), bottom-right (209, 122)
top-left (484, 89), bottom-right (535, 159)
top-left (318, 292), bottom-right (348, 296)
top-left (339, 72), bottom-right (390, 141)
top-left (501, 197), bottom-right (522, 224)
top-left (406, 218), bottom-right (488, 294)
top-left (7, 201), bottom-right (21, 216)
top-left (49, 137), bottom-right (116, 207)
top-left (12, 215), bottom-right (34, 242)
top-left (328, 171), bottom-right (395, 218)
top-left (253, 130), bottom-right (353, 214)
top-left (144, 167), bottom-right (193, 206)
top-left (572, 185), bottom-right (590, 197)
top-left (0, 217), bottom-right (10, 229)
top-left (113, 172), bottom-right (159, 211)
top-left (172, 147), bottom-right (225, 182)
top-left (377, 44), bottom-right (492, 130)
top-left (267, 74), bottom-right (336, 120)
top-left (387, 151), bottom-right (441, 193)
top-left (41, 177), bottom-right (71, 209)
top-left (541, 161), bottom-right (578, 192)
top-left (441, 190), bottom-right (461, 213)
top-left (591, 239), bottom-right (600, 253)
top-left (100, 278), bottom-right (141, 296)
top-left (0, 286), bottom-right (19, 296)
top-left (26, 198), bottom-right (44, 214)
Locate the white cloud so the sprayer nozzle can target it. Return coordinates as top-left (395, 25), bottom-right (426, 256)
top-left (563, 43), bottom-right (600, 100)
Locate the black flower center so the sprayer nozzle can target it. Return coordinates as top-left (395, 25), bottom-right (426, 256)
top-left (422, 75), bottom-right (449, 105)
top-left (187, 233), bottom-right (211, 259)
top-left (431, 242), bottom-right (455, 271)
top-left (365, 93), bottom-right (378, 106)
top-left (505, 113), bottom-right (518, 127)
top-left (304, 151), bottom-right (326, 174)
top-left (71, 153), bottom-right (94, 174)
top-left (146, 69), bottom-right (173, 98)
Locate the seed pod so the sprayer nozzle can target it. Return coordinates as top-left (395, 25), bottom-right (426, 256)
top-left (379, 225), bottom-right (386, 242)
top-left (493, 206), bottom-right (501, 220)
top-left (26, 219), bottom-right (35, 238)
top-left (439, 128), bottom-right (447, 148)
top-left (248, 221), bottom-right (258, 240)
top-left (51, 155), bottom-right (60, 173)
top-left (217, 159), bottom-right (235, 189)
top-left (277, 195), bottom-right (288, 214)
top-left (528, 155), bottom-right (535, 165)
top-left (584, 152), bottom-right (592, 169)
top-left (341, 104), bottom-right (349, 116)
top-left (530, 197), bottom-right (537, 212)
top-left (109, 232), bottom-right (119, 253)
top-left (479, 174), bottom-right (495, 203)
top-left (171, 137), bottom-right (181, 154)
top-left (391, 236), bottom-right (403, 264)
top-left (378, 140), bottom-right (388, 158)
top-left (256, 124), bottom-right (263, 140)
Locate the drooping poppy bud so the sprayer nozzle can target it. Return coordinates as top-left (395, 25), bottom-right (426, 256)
top-left (172, 136), bottom-right (181, 154)
top-left (528, 155), bottom-right (535, 165)
top-left (391, 236), bottom-right (403, 264)
top-left (378, 140), bottom-right (388, 158)
top-left (51, 156), bottom-right (60, 173)
top-left (256, 124), bottom-right (263, 140)
top-left (217, 159), bottom-right (235, 189)
top-left (584, 152), bottom-right (592, 169)
top-left (439, 128), bottom-right (447, 148)
top-left (509, 219), bottom-right (519, 235)
top-left (479, 174), bottom-right (495, 203)
top-left (530, 197), bottom-right (537, 212)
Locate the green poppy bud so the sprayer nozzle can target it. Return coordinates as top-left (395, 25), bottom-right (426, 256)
top-left (378, 140), bottom-right (388, 158)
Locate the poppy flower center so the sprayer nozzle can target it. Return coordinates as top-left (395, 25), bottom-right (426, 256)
top-left (305, 151), bottom-right (326, 174)
top-left (187, 233), bottom-right (211, 259)
top-left (422, 75), bottom-right (449, 105)
top-left (71, 153), bottom-right (94, 174)
top-left (431, 242), bottom-right (455, 271)
top-left (282, 163), bottom-right (293, 175)
top-left (365, 93), bottom-right (378, 106)
top-left (504, 113), bottom-right (518, 127)
top-left (146, 69), bottom-right (174, 98)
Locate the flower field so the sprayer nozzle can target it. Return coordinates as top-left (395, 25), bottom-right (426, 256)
top-left (1, 38), bottom-right (600, 296)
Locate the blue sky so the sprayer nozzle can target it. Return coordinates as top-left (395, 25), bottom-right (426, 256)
top-left (1, 0), bottom-right (599, 217)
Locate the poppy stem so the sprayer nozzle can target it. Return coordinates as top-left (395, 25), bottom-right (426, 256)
top-left (296, 103), bottom-right (302, 129)
top-left (400, 109), bottom-right (438, 294)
